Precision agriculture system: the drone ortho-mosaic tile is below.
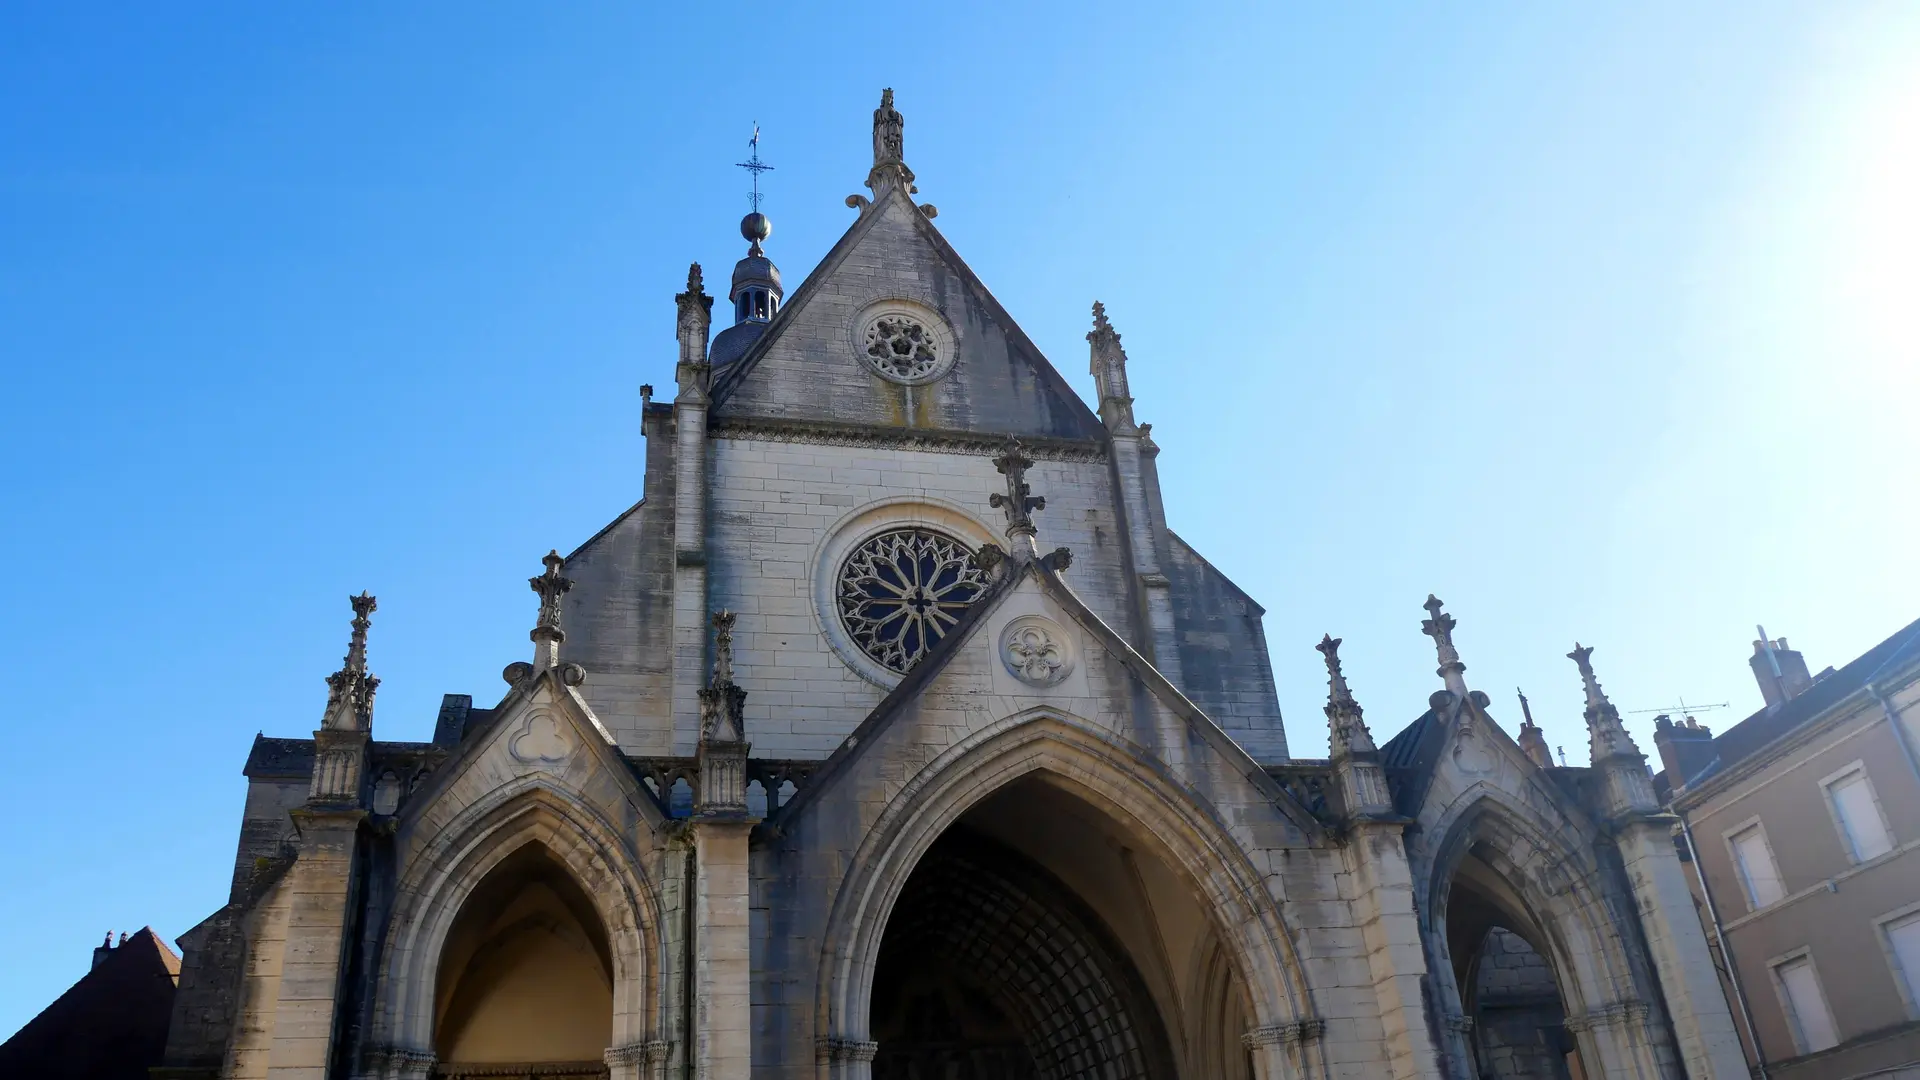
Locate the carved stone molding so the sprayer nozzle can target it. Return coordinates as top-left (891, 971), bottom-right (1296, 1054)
top-left (708, 416), bottom-right (1107, 463)
top-left (816, 1037), bottom-right (880, 1063)
top-left (1564, 999), bottom-right (1650, 1034)
top-left (602, 1040), bottom-right (668, 1067)
top-left (1000, 615), bottom-right (1074, 687)
top-left (1442, 1013), bottom-right (1475, 1034)
top-left (1240, 1018), bottom-right (1325, 1049)
top-left (362, 1045), bottom-right (437, 1080)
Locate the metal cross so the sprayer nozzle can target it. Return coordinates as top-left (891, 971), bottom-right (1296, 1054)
top-left (736, 123), bottom-right (774, 212)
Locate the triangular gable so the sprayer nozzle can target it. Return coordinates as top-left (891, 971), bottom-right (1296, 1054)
top-left (711, 187), bottom-right (1107, 444)
top-left (1384, 692), bottom-right (1602, 836)
top-left (765, 555), bottom-right (1320, 837)
top-left (397, 668), bottom-right (669, 843)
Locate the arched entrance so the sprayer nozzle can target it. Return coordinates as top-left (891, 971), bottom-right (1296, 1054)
top-left (1443, 848), bottom-right (1582, 1080)
top-left (433, 844), bottom-right (614, 1078)
top-left (867, 773), bottom-right (1243, 1079)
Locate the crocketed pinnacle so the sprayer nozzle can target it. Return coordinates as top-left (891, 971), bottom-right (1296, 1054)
top-left (699, 610), bottom-right (747, 746)
top-left (1568, 643), bottom-right (1641, 762)
top-left (321, 593), bottom-right (379, 732)
top-left (1316, 634), bottom-right (1375, 756)
top-left (1088, 301), bottom-right (1137, 433)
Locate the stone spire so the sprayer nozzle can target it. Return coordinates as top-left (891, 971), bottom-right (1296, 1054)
top-left (1515, 688), bottom-right (1552, 768)
top-left (1088, 301), bottom-right (1137, 434)
top-left (697, 611), bottom-right (749, 815)
top-left (1420, 595), bottom-right (1470, 698)
top-left (675, 263), bottom-right (714, 403)
top-left (311, 593), bottom-right (378, 804)
top-left (529, 550), bottom-right (572, 672)
top-left (320, 593), bottom-right (379, 733)
top-left (1316, 634), bottom-right (1376, 757)
top-left (1568, 643), bottom-right (1641, 762)
top-left (865, 88), bottom-right (917, 199)
top-left (990, 437), bottom-right (1047, 550)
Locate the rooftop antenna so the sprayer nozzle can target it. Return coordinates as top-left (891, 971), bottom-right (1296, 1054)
top-left (1625, 695), bottom-right (1730, 721)
top-left (737, 123), bottom-right (773, 214)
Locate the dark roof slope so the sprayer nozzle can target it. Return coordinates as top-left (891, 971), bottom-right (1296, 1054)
top-left (0, 929), bottom-right (180, 1080)
top-left (1663, 616), bottom-right (1920, 798)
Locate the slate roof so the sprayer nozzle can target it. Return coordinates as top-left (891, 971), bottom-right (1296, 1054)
top-left (0, 928), bottom-right (180, 1080)
top-left (1660, 615), bottom-right (1920, 800)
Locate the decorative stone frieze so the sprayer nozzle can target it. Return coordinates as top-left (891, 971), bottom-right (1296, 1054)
top-left (816, 1037), bottom-right (880, 1063)
top-left (603, 1039), bottom-right (668, 1067)
top-left (1240, 1018), bottom-right (1326, 1048)
top-left (706, 415), bottom-right (1107, 462)
top-left (1563, 998), bottom-right (1650, 1034)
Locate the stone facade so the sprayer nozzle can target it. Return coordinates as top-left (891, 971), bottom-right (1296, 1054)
top-left (156, 92), bottom-right (1747, 1080)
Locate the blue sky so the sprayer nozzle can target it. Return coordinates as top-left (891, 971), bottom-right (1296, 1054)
top-left (3, 2), bottom-right (1916, 1034)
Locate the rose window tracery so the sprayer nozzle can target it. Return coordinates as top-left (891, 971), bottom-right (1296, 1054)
top-left (837, 529), bottom-right (989, 673)
top-left (864, 315), bottom-right (941, 381)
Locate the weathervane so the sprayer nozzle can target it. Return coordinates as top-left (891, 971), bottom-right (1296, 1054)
top-left (737, 124), bottom-right (773, 213)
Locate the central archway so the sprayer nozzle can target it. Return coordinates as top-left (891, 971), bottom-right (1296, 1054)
top-left (870, 825), bottom-right (1177, 1079)
top-left (817, 713), bottom-right (1318, 1079)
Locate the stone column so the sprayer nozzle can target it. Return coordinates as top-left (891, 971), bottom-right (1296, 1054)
top-left (1567, 645), bottom-right (1745, 1078)
top-left (1087, 303), bottom-right (1183, 681)
top-left (689, 611), bottom-right (751, 1080)
top-left (1316, 635), bottom-right (1445, 1080)
top-left (265, 805), bottom-right (364, 1080)
top-left (672, 265), bottom-right (715, 755)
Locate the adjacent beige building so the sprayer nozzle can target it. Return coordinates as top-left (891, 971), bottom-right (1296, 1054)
top-left (1658, 622), bottom-right (1920, 1080)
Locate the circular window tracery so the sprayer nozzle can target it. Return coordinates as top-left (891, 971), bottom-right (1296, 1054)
top-left (865, 315), bottom-right (939, 381)
top-left (836, 528), bottom-right (989, 673)
top-left (852, 300), bottom-right (956, 385)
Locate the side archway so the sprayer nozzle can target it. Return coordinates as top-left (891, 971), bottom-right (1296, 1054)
top-left (815, 710), bottom-right (1316, 1078)
top-left (367, 776), bottom-right (665, 1078)
top-left (1420, 789), bottom-right (1669, 1080)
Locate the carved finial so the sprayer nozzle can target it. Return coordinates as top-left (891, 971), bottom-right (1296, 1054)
top-left (1420, 594), bottom-right (1469, 697)
top-left (1087, 301), bottom-right (1137, 433)
top-left (699, 610), bottom-right (747, 748)
top-left (710, 610), bottom-right (737, 688)
top-left (1567, 642), bottom-right (1641, 762)
top-left (1316, 634), bottom-right (1375, 756)
top-left (685, 263), bottom-right (705, 296)
top-left (321, 593), bottom-right (380, 731)
top-left (866, 88), bottom-right (916, 197)
top-left (989, 436), bottom-right (1046, 547)
top-left (529, 550), bottom-right (573, 669)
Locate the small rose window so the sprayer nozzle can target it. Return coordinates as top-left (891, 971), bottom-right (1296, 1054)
top-left (864, 315), bottom-right (941, 381)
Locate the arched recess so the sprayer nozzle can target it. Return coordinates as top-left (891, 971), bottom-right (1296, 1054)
top-left (815, 710), bottom-right (1317, 1077)
top-left (367, 776), bottom-right (665, 1075)
top-left (1421, 790), bottom-right (1665, 1080)
top-left (434, 844), bottom-right (613, 1071)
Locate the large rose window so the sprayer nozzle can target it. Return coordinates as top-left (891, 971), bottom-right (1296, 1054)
top-left (836, 528), bottom-right (989, 673)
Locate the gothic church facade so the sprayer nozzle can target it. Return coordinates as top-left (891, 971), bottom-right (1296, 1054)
top-left (157, 93), bottom-right (1750, 1080)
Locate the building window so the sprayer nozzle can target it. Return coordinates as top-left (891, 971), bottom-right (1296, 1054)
top-left (1771, 953), bottom-right (1839, 1054)
top-left (1882, 909), bottom-right (1920, 1020)
top-left (1822, 765), bottom-right (1894, 863)
top-left (836, 528), bottom-right (988, 674)
top-left (1728, 822), bottom-right (1786, 910)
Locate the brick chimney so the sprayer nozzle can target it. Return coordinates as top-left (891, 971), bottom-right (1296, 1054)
top-left (1653, 714), bottom-right (1717, 791)
top-left (1750, 628), bottom-right (1813, 710)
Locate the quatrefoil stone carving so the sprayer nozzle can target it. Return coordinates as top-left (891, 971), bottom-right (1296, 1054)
top-left (1000, 615), bottom-right (1073, 687)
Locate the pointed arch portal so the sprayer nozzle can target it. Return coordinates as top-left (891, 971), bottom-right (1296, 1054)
top-left (821, 714), bottom-right (1314, 1080)
top-left (433, 844), bottom-right (614, 1076)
